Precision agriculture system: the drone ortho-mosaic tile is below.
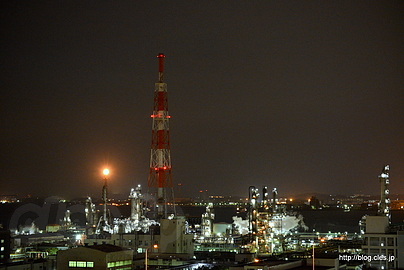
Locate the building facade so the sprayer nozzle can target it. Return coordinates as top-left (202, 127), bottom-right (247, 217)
top-left (57, 244), bottom-right (133, 270)
top-left (0, 229), bottom-right (11, 265)
top-left (362, 215), bottom-right (403, 269)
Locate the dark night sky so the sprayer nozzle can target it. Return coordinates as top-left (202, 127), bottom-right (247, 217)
top-left (1, 1), bottom-right (404, 199)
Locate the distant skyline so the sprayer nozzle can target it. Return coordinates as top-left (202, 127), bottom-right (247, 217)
top-left (0, 189), bottom-right (395, 201)
top-left (2, 1), bottom-right (404, 199)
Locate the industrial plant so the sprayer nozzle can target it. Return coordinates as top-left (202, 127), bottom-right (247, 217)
top-left (0, 55), bottom-right (401, 270)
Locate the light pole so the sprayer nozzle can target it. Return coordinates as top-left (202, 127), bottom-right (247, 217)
top-left (145, 244), bottom-right (158, 270)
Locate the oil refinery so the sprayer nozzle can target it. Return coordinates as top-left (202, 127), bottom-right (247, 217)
top-left (0, 55), bottom-right (400, 270)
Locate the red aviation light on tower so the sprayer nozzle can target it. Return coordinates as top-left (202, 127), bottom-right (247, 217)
top-left (157, 53), bottom-right (165, 83)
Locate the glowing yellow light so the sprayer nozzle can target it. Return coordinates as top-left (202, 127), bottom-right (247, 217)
top-left (103, 168), bottom-right (110, 176)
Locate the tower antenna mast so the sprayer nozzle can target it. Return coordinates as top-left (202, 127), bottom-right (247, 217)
top-left (148, 53), bottom-right (174, 219)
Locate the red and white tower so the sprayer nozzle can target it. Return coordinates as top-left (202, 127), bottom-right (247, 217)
top-left (148, 53), bottom-right (174, 219)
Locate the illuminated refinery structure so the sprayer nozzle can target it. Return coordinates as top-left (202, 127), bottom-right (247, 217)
top-left (60, 54), bottom-right (310, 261)
top-left (80, 55), bottom-right (194, 262)
top-left (378, 164), bottom-right (390, 219)
top-left (360, 164), bottom-right (392, 235)
top-left (85, 54), bottom-right (180, 237)
top-left (129, 185), bottom-right (144, 221)
top-left (201, 203), bottom-right (215, 237)
top-left (148, 53), bottom-right (175, 220)
top-left (85, 196), bottom-right (97, 235)
top-left (97, 168), bottom-right (111, 233)
top-left (94, 169), bottom-right (110, 234)
top-left (226, 186), bottom-right (307, 255)
top-left (193, 186), bottom-right (306, 255)
top-left (89, 172), bottom-right (157, 236)
top-left (359, 165), bottom-right (404, 269)
top-left (247, 186), bottom-right (287, 254)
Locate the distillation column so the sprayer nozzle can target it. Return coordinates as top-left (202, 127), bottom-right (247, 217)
top-left (378, 165), bottom-right (390, 218)
top-left (129, 185), bottom-right (144, 221)
top-left (85, 197), bottom-right (96, 235)
top-left (249, 186), bottom-right (259, 252)
top-left (262, 186), bottom-right (269, 210)
top-left (148, 53), bottom-right (174, 219)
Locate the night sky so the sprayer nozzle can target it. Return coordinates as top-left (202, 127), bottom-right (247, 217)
top-left (1, 1), bottom-right (404, 199)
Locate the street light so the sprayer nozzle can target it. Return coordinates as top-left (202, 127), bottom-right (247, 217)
top-left (145, 244), bottom-right (158, 270)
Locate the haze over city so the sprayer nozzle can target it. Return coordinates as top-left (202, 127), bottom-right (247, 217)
top-left (2, 1), bottom-right (404, 199)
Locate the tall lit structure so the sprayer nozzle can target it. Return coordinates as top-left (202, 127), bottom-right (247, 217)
top-left (148, 53), bottom-right (174, 219)
top-left (262, 186), bottom-right (269, 210)
top-left (378, 164), bottom-right (390, 218)
top-left (201, 203), bottom-right (215, 237)
top-left (102, 168), bottom-right (110, 226)
top-left (85, 197), bottom-right (96, 234)
top-left (129, 185), bottom-right (144, 221)
top-left (95, 168), bottom-right (111, 234)
top-left (248, 186), bottom-right (259, 253)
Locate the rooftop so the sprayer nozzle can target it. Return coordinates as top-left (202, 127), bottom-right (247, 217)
top-left (86, 244), bottom-right (127, 253)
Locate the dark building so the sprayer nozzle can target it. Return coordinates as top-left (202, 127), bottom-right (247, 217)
top-left (0, 227), bottom-right (11, 265)
top-left (57, 244), bottom-right (133, 270)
